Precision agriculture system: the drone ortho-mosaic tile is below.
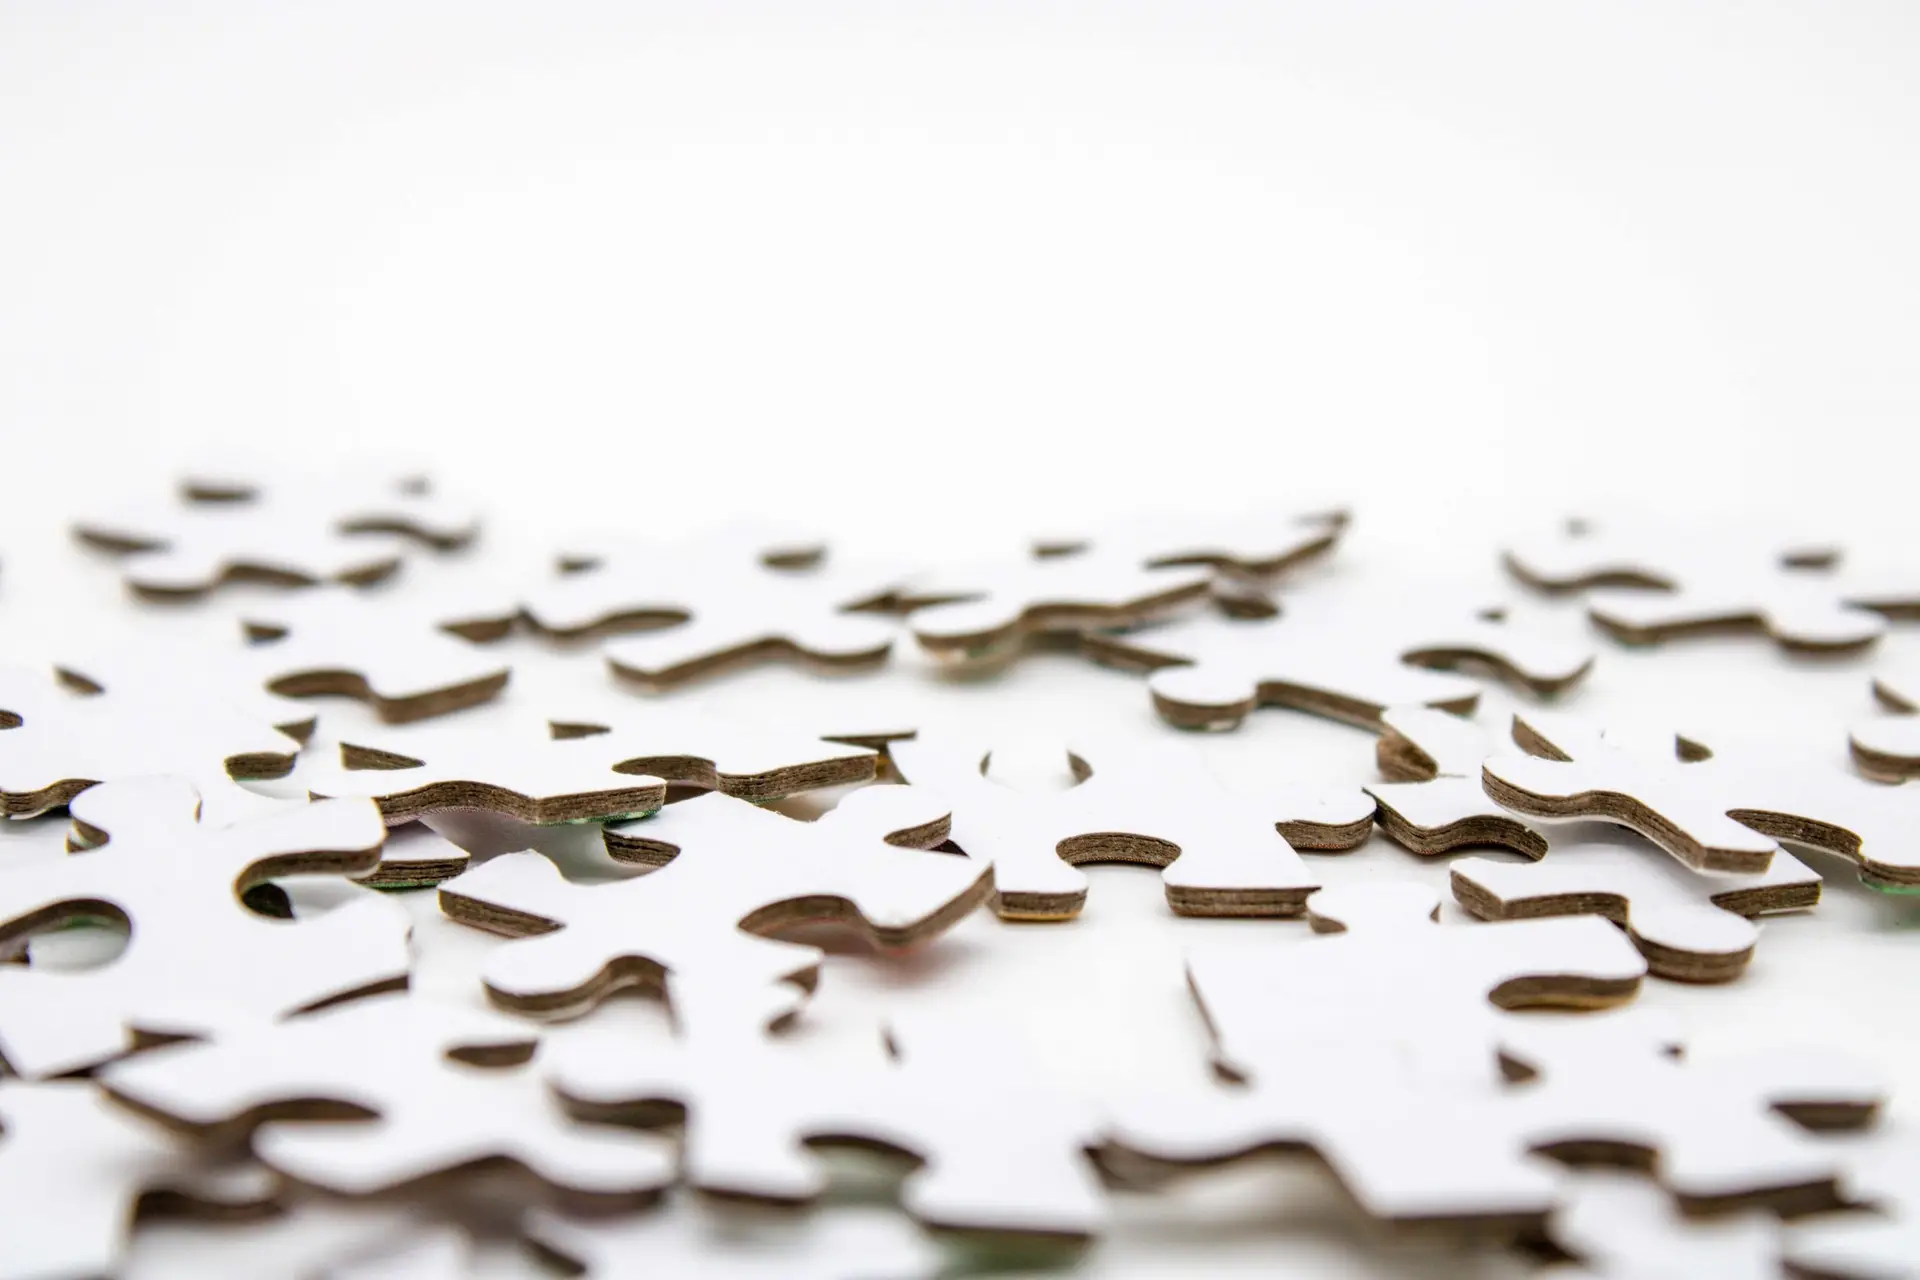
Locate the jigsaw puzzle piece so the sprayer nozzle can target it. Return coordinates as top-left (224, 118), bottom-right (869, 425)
top-left (1784, 1135), bottom-right (1920, 1279)
top-left (440, 785), bottom-right (986, 1018)
top-left (1031, 506), bottom-right (1348, 579)
top-left (889, 734), bottom-right (1366, 920)
top-left (0, 777), bottom-right (409, 1078)
top-left (55, 637), bottom-right (320, 743)
top-left (100, 993), bottom-right (676, 1211)
top-left (1546, 1170), bottom-right (1780, 1278)
top-left (544, 702), bottom-right (876, 802)
top-left (1850, 666), bottom-right (1920, 782)
top-left (175, 461), bottom-right (480, 549)
top-left (0, 1080), bottom-right (280, 1280)
top-left (1365, 706), bottom-right (1550, 858)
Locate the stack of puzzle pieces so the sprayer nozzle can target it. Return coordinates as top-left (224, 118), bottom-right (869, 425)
top-left (1, 470), bottom-right (1916, 1278)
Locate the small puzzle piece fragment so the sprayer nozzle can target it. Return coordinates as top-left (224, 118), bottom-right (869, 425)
top-left (1851, 666), bottom-right (1920, 782)
top-left (100, 992), bottom-right (676, 1210)
top-left (1486, 712), bottom-right (1920, 886)
top-left (0, 662), bottom-right (300, 821)
top-left (303, 713), bottom-right (668, 826)
top-left (0, 776), bottom-right (409, 1078)
top-left (527, 1195), bottom-right (945, 1280)
top-left (550, 984), bottom-right (1107, 1241)
top-left (0, 1079), bottom-right (280, 1280)
top-left (1366, 706), bottom-right (1549, 858)
top-left (439, 786), bottom-right (987, 1018)
top-left (75, 468), bottom-right (476, 599)
top-left (1451, 834), bottom-right (1821, 983)
top-left (238, 584), bottom-right (517, 724)
top-left (903, 554), bottom-right (1212, 667)
top-left (889, 734), bottom-right (1368, 920)
top-left (1547, 1171), bottom-right (1780, 1279)
top-left (1504, 519), bottom-right (1919, 654)
top-left (545, 701), bottom-right (876, 802)
top-left (1084, 589), bottom-right (1593, 730)
top-left (1784, 1135), bottom-right (1920, 1279)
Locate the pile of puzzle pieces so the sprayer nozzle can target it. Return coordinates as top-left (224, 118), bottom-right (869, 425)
top-left (1, 471), bottom-right (1916, 1278)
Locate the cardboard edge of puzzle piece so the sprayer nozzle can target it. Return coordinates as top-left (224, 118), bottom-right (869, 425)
top-left (1365, 706), bottom-right (1550, 859)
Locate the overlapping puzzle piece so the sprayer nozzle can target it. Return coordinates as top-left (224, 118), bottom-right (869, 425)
top-left (1083, 588), bottom-right (1593, 730)
top-left (1031, 507), bottom-right (1348, 612)
top-left (889, 734), bottom-right (1370, 919)
top-left (101, 992), bottom-right (676, 1211)
top-left (0, 776), bottom-right (410, 1078)
top-left (438, 785), bottom-right (988, 1018)
top-left (544, 701), bottom-right (877, 802)
top-left (1365, 706), bottom-right (1550, 858)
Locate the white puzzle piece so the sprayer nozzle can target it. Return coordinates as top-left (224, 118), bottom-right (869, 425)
top-left (902, 554), bottom-right (1212, 667)
top-left (1366, 706), bottom-right (1550, 858)
top-left (0, 663), bottom-right (300, 821)
top-left (238, 584), bottom-right (516, 724)
top-left (323, 1226), bottom-right (471, 1280)
top-left (1784, 1135), bottom-right (1920, 1279)
top-left (553, 524), bottom-right (828, 576)
top-left (100, 992), bottom-right (676, 1211)
top-left (526, 1195), bottom-right (945, 1280)
top-left (438, 786), bottom-right (988, 1018)
top-left (356, 821), bottom-right (481, 891)
top-left (0, 1079), bottom-right (280, 1280)
top-left (1547, 1170), bottom-right (1780, 1279)
top-left (1503, 519), bottom-right (1920, 654)
top-left (544, 701), bottom-right (877, 802)
top-left (1082, 589), bottom-right (1594, 730)
top-left (888, 734), bottom-right (1369, 920)
top-left (1451, 834), bottom-right (1822, 983)
top-left (0, 777), bottom-right (410, 1078)
top-left (550, 987), bottom-right (1107, 1241)
top-left (55, 637), bottom-right (320, 744)
top-left (302, 712), bottom-right (669, 826)
top-left (1851, 665), bottom-right (1920, 782)
top-left (1485, 712), bottom-right (1920, 886)
top-left (1031, 506), bottom-right (1348, 587)
top-left (174, 461), bottom-right (479, 549)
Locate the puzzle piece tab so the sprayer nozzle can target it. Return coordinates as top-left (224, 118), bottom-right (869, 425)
top-left (0, 777), bottom-right (409, 1078)
top-left (439, 786), bottom-right (987, 1018)
top-left (889, 734), bottom-right (1369, 920)
top-left (1366, 706), bottom-right (1549, 858)
top-left (1851, 665), bottom-right (1920, 782)
top-left (544, 701), bottom-right (876, 802)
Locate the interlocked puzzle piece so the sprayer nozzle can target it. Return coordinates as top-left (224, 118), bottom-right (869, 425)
top-left (1451, 834), bottom-right (1821, 983)
top-left (74, 468), bottom-right (478, 599)
top-left (1031, 506), bottom-right (1349, 610)
top-left (0, 1079), bottom-right (280, 1280)
top-left (1366, 706), bottom-right (1550, 858)
top-left (1083, 588), bottom-right (1594, 730)
top-left (550, 983), bottom-right (1107, 1242)
top-left (237, 584), bottom-right (517, 724)
top-left (1484, 712), bottom-right (1920, 886)
top-left (1503, 519), bottom-right (1920, 653)
top-left (100, 992), bottom-right (676, 1211)
top-left (302, 712), bottom-right (669, 827)
top-left (1784, 1135), bottom-right (1920, 1279)
top-left (902, 554), bottom-right (1213, 667)
top-left (1851, 665), bottom-right (1920, 782)
top-left (439, 785), bottom-right (988, 1018)
top-left (544, 701), bottom-right (877, 802)
top-left (888, 734), bottom-right (1371, 920)
top-left (0, 662), bottom-right (300, 821)
top-left (1547, 1171), bottom-right (1779, 1279)
top-left (527, 1196), bottom-right (945, 1280)
top-left (0, 776), bottom-right (410, 1078)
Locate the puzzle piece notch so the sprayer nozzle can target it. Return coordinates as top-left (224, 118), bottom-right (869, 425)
top-left (438, 785), bottom-right (987, 1019)
top-left (0, 776), bottom-right (410, 1078)
top-left (544, 702), bottom-right (877, 803)
top-left (550, 980), bottom-right (1108, 1242)
top-left (1487, 712), bottom-right (1920, 887)
top-left (1084, 591), bottom-right (1594, 731)
top-left (889, 734), bottom-right (1368, 920)
top-left (1850, 666), bottom-right (1920, 782)
top-left (100, 993), bottom-right (676, 1211)
top-left (0, 663), bottom-right (302, 820)
top-left (1366, 706), bottom-right (1549, 858)
top-left (0, 1080), bottom-right (282, 1280)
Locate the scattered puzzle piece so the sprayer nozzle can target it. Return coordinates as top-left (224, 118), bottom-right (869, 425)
top-left (439, 785), bottom-right (987, 1018)
top-left (55, 636), bottom-right (320, 744)
top-left (302, 712), bottom-right (668, 826)
top-left (551, 982), bottom-right (1107, 1241)
top-left (1504, 519), bottom-right (1920, 653)
top-left (75, 469), bottom-right (477, 600)
top-left (888, 734), bottom-right (1369, 920)
top-left (545, 701), bottom-right (876, 802)
top-left (237, 584), bottom-right (517, 724)
top-left (1851, 665), bottom-right (1920, 782)
top-left (1546, 1170), bottom-right (1779, 1279)
top-left (1031, 507), bottom-right (1348, 610)
top-left (1366, 706), bottom-right (1550, 858)
top-left (1083, 588), bottom-right (1593, 730)
top-left (0, 662), bottom-right (300, 821)
top-left (101, 992), bottom-right (676, 1211)
top-left (0, 1079), bottom-right (281, 1280)
top-left (1451, 834), bottom-right (1821, 983)
top-left (1485, 712), bottom-right (1920, 885)
top-left (0, 776), bottom-right (410, 1078)
top-left (1784, 1134), bottom-right (1920, 1279)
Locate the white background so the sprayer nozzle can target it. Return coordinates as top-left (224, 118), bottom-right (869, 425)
top-left (3, 3), bottom-right (1920, 1277)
